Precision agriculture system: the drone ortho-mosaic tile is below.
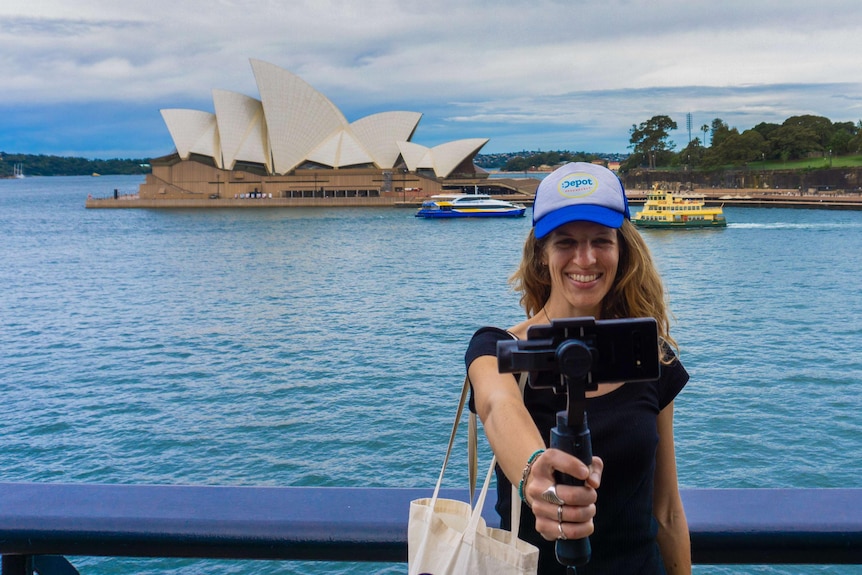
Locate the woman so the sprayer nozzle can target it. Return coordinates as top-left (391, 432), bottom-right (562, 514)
top-left (466, 162), bottom-right (691, 574)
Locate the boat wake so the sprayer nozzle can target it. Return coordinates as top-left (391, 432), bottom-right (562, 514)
top-left (729, 222), bottom-right (862, 230)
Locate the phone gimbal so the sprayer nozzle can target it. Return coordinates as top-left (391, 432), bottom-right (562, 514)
top-left (496, 317), bottom-right (660, 568)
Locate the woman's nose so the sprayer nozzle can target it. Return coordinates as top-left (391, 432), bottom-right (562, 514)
top-left (572, 245), bottom-right (595, 265)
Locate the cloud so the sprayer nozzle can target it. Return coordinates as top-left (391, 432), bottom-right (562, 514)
top-left (1, 0), bottom-right (861, 156)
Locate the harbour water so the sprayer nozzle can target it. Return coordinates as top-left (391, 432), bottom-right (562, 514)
top-left (1, 176), bottom-right (861, 575)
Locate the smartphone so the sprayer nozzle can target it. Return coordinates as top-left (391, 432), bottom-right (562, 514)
top-left (497, 317), bottom-right (660, 392)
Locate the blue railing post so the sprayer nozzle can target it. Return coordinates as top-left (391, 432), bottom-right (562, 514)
top-left (1, 554), bottom-right (31, 575)
top-left (1, 556), bottom-right (77, 575)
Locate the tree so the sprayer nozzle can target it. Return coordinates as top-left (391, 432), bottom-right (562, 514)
top-left (619, 152), bottom-right (647, 173)
top-left (849, 123), bottom-right (862, 154)
top-left (500, 150), bottom-right (600, 172)
top-left (714, 130), bottom-right (767, 166)
top-left (710, 119), bottom-right (732, 149)
top-left (767, 123), bottom-right (822, 160)
top-left (629, 115), bottom-right (678, 169)
top-left (700, 124), bottom-right (710, 147)
top-left (676, 138), bottom-right (706, 168)
top-left (0, 153), bottom-right (151, 177)
top-left (829, 130), bottom-right (853, 156)
top-left (829, 121), bottom-right (858, 155)
top-left (504, 156), bottom-right (529, 172)
top-left (782, 115), bottom-right (833, 148)
top-left (752, 121), bottom-right (780, 140)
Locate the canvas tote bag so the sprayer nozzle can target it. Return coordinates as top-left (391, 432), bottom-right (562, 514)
top-left (408, 375), bottom-right (539, 575)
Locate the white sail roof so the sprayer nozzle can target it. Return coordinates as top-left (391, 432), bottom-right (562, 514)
top-left (160, 109), bottom-right (222, 167)
top-left (351, 112), bottom-right (422, 168)
top-left (212, 89), bottom-right (270, 171)
top-left (306, 129), bottom-right (374, 168)
top-left (397, 138), bottom-right (489, 177)
top-left (397, 141), bottom-right (432, 171)
top-left (251, 59), bottom-right (348, 175)
top-left (430, 139), bottom-right (490, 178)
top-left (159, 60), bottom-right (487, 177)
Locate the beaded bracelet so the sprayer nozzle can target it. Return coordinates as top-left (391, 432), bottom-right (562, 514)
top-left (518, 448), bottom-right (545, 505)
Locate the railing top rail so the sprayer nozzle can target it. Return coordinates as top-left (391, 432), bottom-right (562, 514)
top-left (2, 483), bottom-right (861, 565)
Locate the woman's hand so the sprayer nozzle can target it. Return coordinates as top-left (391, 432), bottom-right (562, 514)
top-left (524, 449), bottom-right (603, 542)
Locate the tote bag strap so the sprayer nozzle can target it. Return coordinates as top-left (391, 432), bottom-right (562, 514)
top-left (465, 452), bottom-right (499, 544)
top-left (469, 380), bottom-right (479, 503)
top-left (467, 372), bottom-right (530, 538)
top-left (468, 329), bottom-right (518, 502)
top-left (430, 374), bottom-right (471, 506)
top-left (510, 372), bottom-right (529, 537)
top-left (467, 371), bottom-right (528, 497)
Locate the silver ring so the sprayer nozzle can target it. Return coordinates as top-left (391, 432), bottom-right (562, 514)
top-left (557, 521), bottom-right (567, 540)
top-left (557, 504), bottom-right (564, 522)
top-left (541, 484), bottom-right (565, 506)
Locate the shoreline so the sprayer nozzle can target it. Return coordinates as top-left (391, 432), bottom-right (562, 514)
top-left (85, 187), bottom-right (862, 210)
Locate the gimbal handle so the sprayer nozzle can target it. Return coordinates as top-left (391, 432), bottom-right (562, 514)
top-left (551, 409), bottom-right (592, 567)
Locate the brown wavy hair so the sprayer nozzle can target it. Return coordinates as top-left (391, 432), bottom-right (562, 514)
top-left (509, 220), bottom-right (678, 360)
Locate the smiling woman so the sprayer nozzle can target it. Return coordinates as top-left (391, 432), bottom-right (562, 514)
top-left (467, 163), bottom-right (691, 575)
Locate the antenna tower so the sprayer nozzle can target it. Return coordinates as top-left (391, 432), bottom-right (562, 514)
top-left (686, 113), bottom-right (692, 145)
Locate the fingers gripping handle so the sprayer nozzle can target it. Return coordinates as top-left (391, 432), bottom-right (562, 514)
top-left (550, 410), bottom-right (592, 567)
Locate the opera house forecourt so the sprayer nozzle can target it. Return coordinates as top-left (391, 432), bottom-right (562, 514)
top-left (89, 59), bottom-right (538, 208)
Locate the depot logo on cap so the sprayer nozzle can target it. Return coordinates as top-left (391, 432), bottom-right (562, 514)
top-left (558, 173), bottom-right (600, 198)
top-left (532, 162), bottom-right (630, 239)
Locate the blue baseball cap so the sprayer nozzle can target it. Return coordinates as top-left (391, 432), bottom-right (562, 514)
top-left (532, 162), bottom-right (630, 239)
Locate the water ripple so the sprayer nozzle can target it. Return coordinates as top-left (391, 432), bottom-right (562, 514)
top-left (2, 180), bottom-right (861, 575)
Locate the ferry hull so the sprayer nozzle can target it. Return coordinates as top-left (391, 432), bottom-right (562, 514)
top-left (415, 208), bottom-right (526, 218)
top-left (633, 218), bottom-right (727, 228)
top-left (415, 193), bottom-right (527, 219)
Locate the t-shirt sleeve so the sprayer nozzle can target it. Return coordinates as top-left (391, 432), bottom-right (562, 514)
top-left (658, 351), bottom-right (689, 409)
top-left (464, 326), bottom-right (512, 370)
top-left (464, 327), bottom-right (513, 413)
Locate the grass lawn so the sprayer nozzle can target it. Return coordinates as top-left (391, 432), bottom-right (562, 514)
top-left (758, 154), bottom-right (862, 170)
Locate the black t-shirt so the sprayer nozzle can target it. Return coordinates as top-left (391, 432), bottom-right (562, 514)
top-left (465, 326), bottom-right (689, 575)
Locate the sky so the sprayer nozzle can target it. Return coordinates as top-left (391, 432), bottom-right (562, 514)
top-left (2, 0), bottom-right (862, 159)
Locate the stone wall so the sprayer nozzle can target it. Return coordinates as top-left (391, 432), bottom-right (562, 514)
top-left (623, 167), bottom-right (862, 193)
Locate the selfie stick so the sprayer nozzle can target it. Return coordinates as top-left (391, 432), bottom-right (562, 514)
top-left (547, 338), bottom-right (594, 567)
top-left (497, 333), bottom-right (596, 568)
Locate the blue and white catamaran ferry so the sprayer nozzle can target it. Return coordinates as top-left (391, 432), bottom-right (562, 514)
top-left (415, 194), bottom-right (527, 218)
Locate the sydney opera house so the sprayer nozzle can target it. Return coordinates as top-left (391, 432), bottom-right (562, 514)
top-left (133, 59), bottom-right (536, 205)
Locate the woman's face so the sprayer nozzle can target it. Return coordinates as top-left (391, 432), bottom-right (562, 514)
top-left (542, 221), bottom-right (620, 318)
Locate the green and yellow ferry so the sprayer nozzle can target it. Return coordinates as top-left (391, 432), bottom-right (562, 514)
top-left (633, 187), bottom-right (727, 228)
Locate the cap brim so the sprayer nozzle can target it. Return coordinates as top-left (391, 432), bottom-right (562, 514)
top-left (534, 204), bottom-right (624, 238)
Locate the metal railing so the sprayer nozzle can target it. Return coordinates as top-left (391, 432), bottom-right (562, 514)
top-left (1, 483), bottom-right (861, 574)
